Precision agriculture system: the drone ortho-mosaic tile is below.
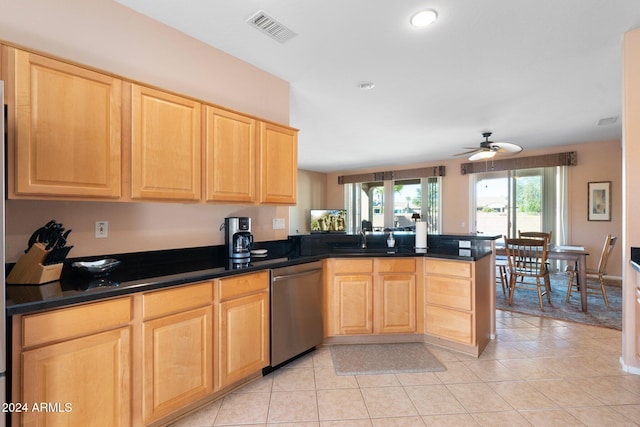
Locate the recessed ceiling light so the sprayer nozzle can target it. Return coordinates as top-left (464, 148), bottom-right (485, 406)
top-left (358, 81), bottom-right (375, 90)
top-left (410, 9), bottom-right (438, 28)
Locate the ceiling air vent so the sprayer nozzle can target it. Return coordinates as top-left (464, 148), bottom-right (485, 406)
top-left (246, 10), bottom-right (297, 43)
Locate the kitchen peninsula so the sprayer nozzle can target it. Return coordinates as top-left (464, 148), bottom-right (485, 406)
top-left (6, 233), bottom-right (498, 427)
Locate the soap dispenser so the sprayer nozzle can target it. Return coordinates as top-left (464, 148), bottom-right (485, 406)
top-left (387, 232), bottom-right (396, 248)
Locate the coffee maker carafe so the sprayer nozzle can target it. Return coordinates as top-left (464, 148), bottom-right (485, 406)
top-left (224, 217), bottom-right (253, 259)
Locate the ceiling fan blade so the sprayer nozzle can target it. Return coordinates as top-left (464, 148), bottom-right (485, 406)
top-left (491, 142), bottom-right (523, 154)
top-left (454, 148), bottom-right (483, 157)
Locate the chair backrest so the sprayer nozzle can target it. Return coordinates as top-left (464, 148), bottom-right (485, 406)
top-left (504, 236), bottom-right (549, 275)
top-left (518, 230), bottom-right (552, 245)
top-left (597, 235), bottom-right (617, 275)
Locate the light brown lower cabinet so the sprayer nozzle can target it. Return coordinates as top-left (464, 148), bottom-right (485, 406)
top-left (324, 256), bottom-right (491, 357)
top-left (324, 258), bottom-right (421, 338)
top-left (424, 256), bottom-right (492, 356)
top-left (376, 258), bottom-right (418, 334)
top-left (21, 328), bottom-right (131, 426)
top-left (13, 298), bottom-right (133, 426)
top-left (215, 271), bottom-right (270, 390)
top-left (12, 274), bottom-right (271, 426)
top-left (141, 282), bottom-right (214, 424)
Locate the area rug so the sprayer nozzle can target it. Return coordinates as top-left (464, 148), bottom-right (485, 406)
top-left (496, 273), bottom-right (622, 330)
top-left (330, 342), bottom-right (446, 376)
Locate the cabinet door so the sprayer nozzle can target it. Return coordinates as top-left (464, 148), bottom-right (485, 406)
top-left (143, 306), bottom-right (213, 423)
top-left (425, 305), bottom-right (473, 345)
top-left (425, 276), bottom-right (472, 311)
top-left (333, 274), bottom-right (374, 335)
top-left (131, 84), bottom-right (201, 200)
top-left (205, 106), bottom-right (256, 202)
top-left (376, 273), bottom-right (416, 334)
top-left (21, 328), bottom-right (131, 426)
top-left (258, 122), bottom-right (297, 204)
top-left (217, 292), bottom-right (269, 389)
top-left (10, 48), bottom-right (121, 198)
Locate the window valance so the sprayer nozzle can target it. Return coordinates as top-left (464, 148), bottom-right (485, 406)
top-left (338, 165), bottom-right (445, 184)
top-left (460, 152), bottom-right (577, 175)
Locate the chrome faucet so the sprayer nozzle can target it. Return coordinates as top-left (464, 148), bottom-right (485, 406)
top-left (358, 229), bottom-right (367, 248)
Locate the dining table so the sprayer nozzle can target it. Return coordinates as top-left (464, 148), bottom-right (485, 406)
top-left (496, 244), bottom-right (590, 312)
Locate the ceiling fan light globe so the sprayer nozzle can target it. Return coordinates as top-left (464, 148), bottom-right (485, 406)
top-left (469, 150), bottom-right (497, 161)
top-left (410, 9), bottom-right (438, 27)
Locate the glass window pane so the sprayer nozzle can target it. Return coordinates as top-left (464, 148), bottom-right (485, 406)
top-left (360, 182), bottom-right (384, 231)
top-left (476, 173), bottom-right (509, 239)
top-left (514, 172), bottom-right (542, 233)
top-left (425, 177), bottom-right (440, 234)
top-left (392, 179), bottom-right (421, 229)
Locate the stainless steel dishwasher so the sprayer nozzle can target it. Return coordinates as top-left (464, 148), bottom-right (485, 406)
top-left (270, 261), bottom-right (323, 367)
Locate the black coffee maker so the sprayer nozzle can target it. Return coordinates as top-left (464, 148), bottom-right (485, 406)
top-left (224, 217), bottom-right (253, 259)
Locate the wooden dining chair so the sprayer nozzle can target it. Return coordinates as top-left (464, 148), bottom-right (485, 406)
top-left (496, 256), bottom-right (508, 295)
top-left (518, 230), bottom-right (553, 244)
top-left (566, 234), bottom-right (616, 307)
top-left (504, 237), bottom-right (551, 310)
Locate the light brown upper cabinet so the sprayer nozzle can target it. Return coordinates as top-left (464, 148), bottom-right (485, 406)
top-left (259, 122), bottom-right (297, 204)
top-left (130, 84), bottom-right (201, 201)
top-left (7, 47), bottom-right (122, 198)
top-left (4, 44), bottom-right (298, 204)
top-left (204, 106), bottom-right (257, 202)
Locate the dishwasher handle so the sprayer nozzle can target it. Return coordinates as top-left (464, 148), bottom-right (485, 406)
top-left (272, 268), bottom-right (322, 282)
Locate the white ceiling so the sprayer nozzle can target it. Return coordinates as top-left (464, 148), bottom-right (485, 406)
top-left (115, 0), bottom-right (640, 173)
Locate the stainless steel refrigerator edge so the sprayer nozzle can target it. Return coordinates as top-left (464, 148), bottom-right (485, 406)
top-left (1, 80), bottom-right (7, 427)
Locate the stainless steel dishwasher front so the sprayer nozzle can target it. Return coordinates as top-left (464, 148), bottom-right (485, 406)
top-left (270, 261), bottom-right (323, 367)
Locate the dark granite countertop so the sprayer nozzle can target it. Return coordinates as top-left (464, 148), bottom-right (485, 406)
top-left (5, 254), bottom-right (321, 316)
top-left (6, 237), bottom-right (494, 316)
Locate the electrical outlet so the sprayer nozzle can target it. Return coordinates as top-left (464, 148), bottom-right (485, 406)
top-left (95, 221), bottom-right (108, 238)
top-left (272, 218), bottom-right (285, 230)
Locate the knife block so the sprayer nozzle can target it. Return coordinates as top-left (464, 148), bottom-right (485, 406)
top-left (7, 243), bottom-right (63, 285)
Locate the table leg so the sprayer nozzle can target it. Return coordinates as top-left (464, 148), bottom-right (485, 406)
top-left (578, 254), bottom-right (588, 312)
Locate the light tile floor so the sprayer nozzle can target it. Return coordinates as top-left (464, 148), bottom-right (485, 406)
top-left (170, 310), bottom-right (640, 426)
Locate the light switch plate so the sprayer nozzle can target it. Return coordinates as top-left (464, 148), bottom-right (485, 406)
top-left (95, 221), bottom-right (108, 238)
top-left (273, 218), bottom-right (285, 230)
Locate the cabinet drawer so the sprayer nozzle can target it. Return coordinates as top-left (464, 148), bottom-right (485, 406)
top-left (377, 258), bottom-right (416, 273)
top-left (218, 271), bottom-right (269, 301)
top-left (425, 259), bottom-right (471, 278)
top-left (426, 276), bottom-right (472, 311)
top-left (23, 298), bottom-right (132, 348)
top-left (426, 305), bottom-right (473, 345)
top-left (332, 259), bottom-right (374, 274)
top-left (143, 281), bottom-right (213, 320)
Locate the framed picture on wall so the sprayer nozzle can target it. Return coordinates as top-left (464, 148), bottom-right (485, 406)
top-left (588, 181), bottom-right (611, 221)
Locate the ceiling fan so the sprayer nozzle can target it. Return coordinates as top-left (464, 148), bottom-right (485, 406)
top-left (455, 132), bottom-right (523, 161)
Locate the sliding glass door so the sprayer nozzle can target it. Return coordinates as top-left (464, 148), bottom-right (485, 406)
top-left (474, 168), bottom-right (545, 242)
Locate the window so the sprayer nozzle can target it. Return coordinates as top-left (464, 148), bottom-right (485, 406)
top-left (344, 177), bottom-right (441, 233)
